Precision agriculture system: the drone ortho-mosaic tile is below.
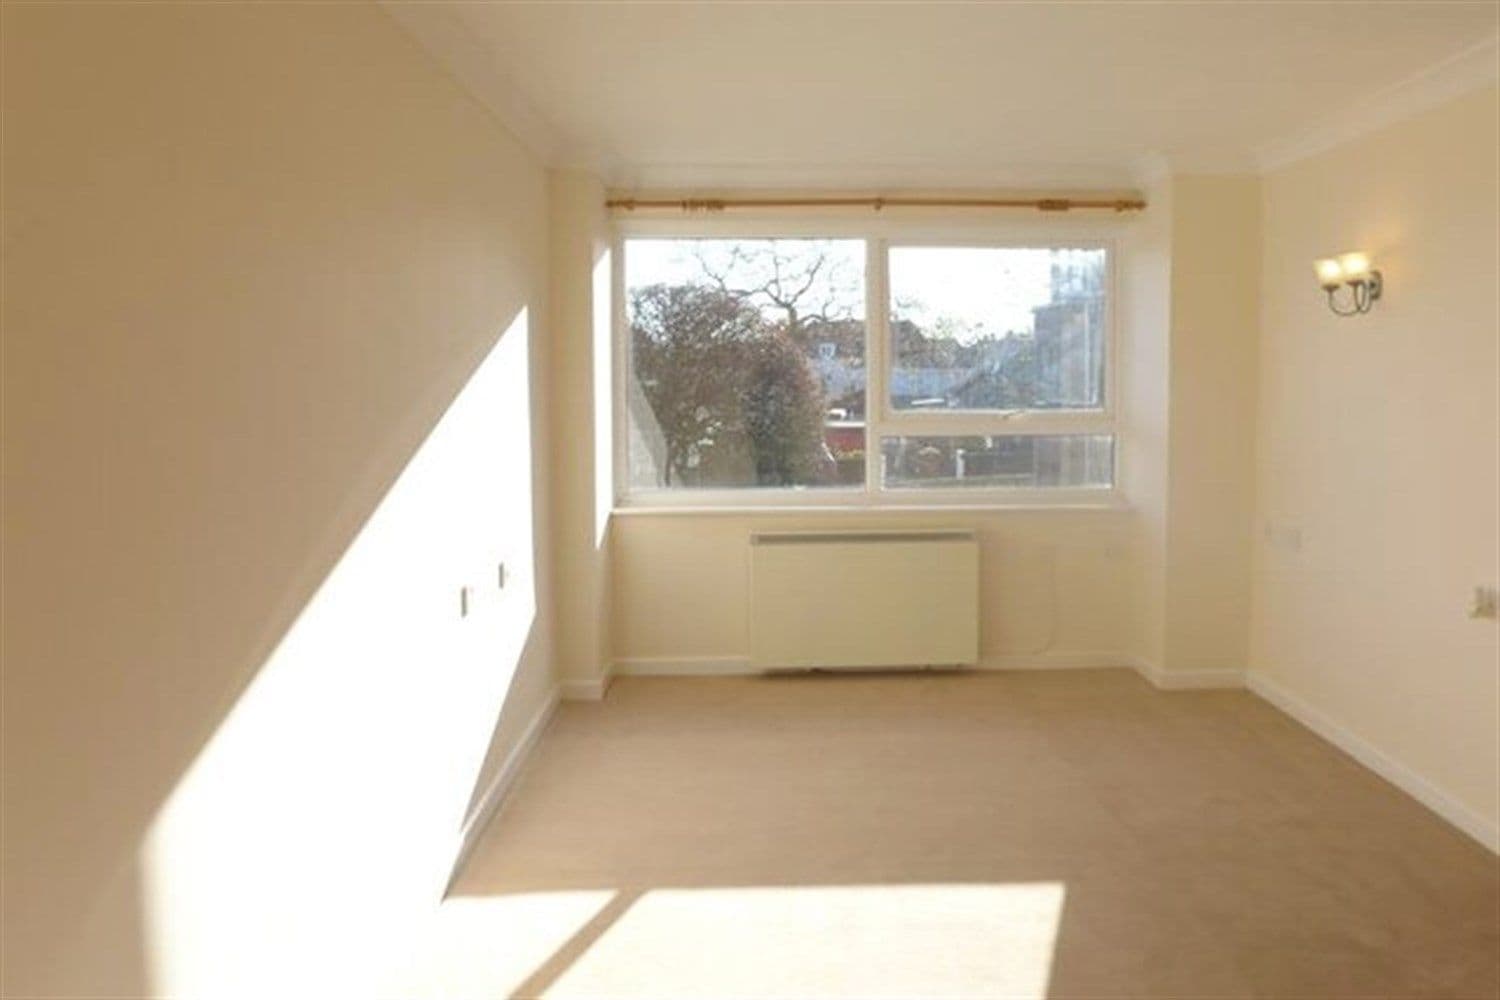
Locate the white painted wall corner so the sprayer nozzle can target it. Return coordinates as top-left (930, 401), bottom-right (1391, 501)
top-left (560, 673), bottom-right (613, 700)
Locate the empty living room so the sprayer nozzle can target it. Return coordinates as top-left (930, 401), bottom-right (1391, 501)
top-left (3, 2), bottom-right (1499, 998)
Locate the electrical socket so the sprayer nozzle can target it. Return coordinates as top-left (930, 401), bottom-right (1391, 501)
top-left (1468, 586), bottom-right (1498, 621)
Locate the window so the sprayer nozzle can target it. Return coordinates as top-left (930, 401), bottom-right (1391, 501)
top-left (624, 238), bottom-right (866, 492)
top-left (619, 233), bottom-right (1116, 506)
top-left (882, 435), bottom-right (1114, 490)
top-left (888, 247), bottom-right (1106, 413)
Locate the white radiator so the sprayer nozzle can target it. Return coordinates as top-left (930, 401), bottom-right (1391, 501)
top-left (749, 529), bottom-right (979, 670)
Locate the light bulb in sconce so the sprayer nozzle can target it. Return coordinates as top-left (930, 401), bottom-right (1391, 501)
top-left (1315, 250), bottom-right (1382, 317)
top-left (1314, 258), bottom-right (1343, 289)
top-left (1335, 251), bottom-right (1372, 281)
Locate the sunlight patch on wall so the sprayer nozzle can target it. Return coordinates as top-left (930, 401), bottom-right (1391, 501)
top-left (142, 311), bottom-right (539, 998)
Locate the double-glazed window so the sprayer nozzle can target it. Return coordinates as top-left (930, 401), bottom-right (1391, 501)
top-left (618, 233), bottom-right (1115, 506)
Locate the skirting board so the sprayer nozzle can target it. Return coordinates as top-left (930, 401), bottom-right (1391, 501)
top-left (982, 652), bottom-right (1246, 689)
top-left (981, 651), bottom-right (1139, 671)
top-left (613, 652), bottom-right (1234, 682)
top-left (610, 653), bottom-right (1248, 688)
top-left (1248, 672), bottom-right (1500, 854)
top-left (1130, 658), bottom-right (1246, 690)
top-left (616, 652), bottom-right (1133, 675)
top-left (444, 687), bottom-right (560, 893)
top-left (560, 674), bottom-right (612, 700)
top-left (614, 655), bottom-right (753, 676)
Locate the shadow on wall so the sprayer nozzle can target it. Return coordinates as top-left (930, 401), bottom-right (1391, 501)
top-left (42, 311), bottom-right (546, 998)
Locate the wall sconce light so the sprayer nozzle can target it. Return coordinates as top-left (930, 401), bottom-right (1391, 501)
top-left (1314, 251), bottom-right (1382, 316)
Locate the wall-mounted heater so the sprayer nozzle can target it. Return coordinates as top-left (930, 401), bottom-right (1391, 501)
top-left (749, 529), bottom-right (979, 671)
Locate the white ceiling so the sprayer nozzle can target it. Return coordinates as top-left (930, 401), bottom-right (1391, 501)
top-left (389, 2), bottom-right (1499, 187)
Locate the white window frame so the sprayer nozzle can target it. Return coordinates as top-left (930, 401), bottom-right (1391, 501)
top-left (612, 215), bottom-right (1124, 510)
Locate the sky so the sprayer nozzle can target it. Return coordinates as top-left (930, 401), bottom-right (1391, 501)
top-left (625, 239), bottom-right (1104, 343)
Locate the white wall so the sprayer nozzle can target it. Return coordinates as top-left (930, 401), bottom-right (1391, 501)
top-left (1162, 176), bottom-right (1261, 675)
top-left (1118, 176), bottom-right (1174, 669)
top-left (613, 510), bottom-right (1139, 670)
top-left (1, 4), bottom-right (553, 995)
top-left (549, 171), bottom-right (615, 694)
top-left (1251, 86), bottom-right (1500, 847)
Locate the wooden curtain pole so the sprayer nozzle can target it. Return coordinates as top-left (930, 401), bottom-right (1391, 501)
top-left (605, 195), bottom-right (1146, 213)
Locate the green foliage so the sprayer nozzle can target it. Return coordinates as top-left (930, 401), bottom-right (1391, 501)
top-left (630, 282), bottom-right (829, 487)
top-left (742, 332), bottom-right (827, 486)
top-left (630, 282), bottom-right (763, 485)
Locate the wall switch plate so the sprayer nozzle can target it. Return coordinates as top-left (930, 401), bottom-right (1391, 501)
top-left (1468, 585), bottom-right (1498, 620)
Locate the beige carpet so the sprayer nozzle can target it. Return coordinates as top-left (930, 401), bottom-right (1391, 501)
top-left (437, 670), bottom-right (1498, 999)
